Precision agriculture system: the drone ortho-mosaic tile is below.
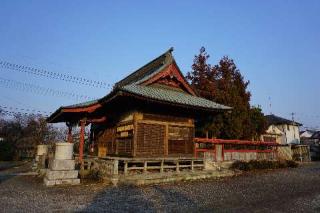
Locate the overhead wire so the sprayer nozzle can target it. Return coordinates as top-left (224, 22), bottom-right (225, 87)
top-left (0, 77), bottom-right (96, 101)
top-left (0, 60), bottom-right (113, 89)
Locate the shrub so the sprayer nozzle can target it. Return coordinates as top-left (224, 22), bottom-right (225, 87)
top-left (87, 167), bottom-right (106, 181)
top-left (286, 160), bottom-right (298, 168)
top-left (230, 160), bottom-right (298, 171)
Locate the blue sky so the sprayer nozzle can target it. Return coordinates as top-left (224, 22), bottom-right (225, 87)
top-left (0, 0), bottom-right (319, 129)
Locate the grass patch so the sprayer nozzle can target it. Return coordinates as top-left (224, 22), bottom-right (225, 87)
top-left (230, 160), bottom-right (298, 171)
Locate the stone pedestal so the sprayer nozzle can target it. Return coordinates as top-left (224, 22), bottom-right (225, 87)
top-left (55, 142), bottom-right (73, 160)
top-left (44, 142), bottom-right (80, 186)
top-left (34, 145), bottom-right (49, 172)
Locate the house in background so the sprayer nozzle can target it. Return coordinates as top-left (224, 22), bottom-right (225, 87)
top-left (300, 130), bottom-right (315, 140)
top-left (260, 124), bottom-right (284, 144)
top-left (263, 114), bottom-right (302, 145)
top-left (309, 131), bottom-right (320, 144)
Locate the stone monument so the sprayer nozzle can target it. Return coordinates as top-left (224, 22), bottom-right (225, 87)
top-left (44, 142), bottom-right (80, 186)
top-left (33, 144), bottom-right (48, 173)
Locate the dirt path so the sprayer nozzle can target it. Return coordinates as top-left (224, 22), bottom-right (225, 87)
top-left (0, 162), bottom-right (320, 212)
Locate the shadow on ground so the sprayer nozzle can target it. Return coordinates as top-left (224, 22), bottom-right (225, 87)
top-left (82, 183), bottom-right (212, 212)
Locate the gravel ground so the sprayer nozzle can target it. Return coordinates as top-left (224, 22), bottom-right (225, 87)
top-left (0, 162), bottom-right (320, 212)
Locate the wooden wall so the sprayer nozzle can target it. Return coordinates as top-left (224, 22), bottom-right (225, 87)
top-left (97, 128), bottom-right (116, 157)
top-left (136, 123), bottom-right (165, 157)
top-left (96, 111), bottom-right (195, 158)
top-left (135, 113), bottom-right (194, 157)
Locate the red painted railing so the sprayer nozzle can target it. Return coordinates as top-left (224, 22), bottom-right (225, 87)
top-left (194, 138), bottom-right (278, 146)
top-left (194, 138), bottom-right (278, 159)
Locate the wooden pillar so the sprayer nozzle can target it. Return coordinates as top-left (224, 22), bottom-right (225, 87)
top-left (143, 161), bottom-right (148, 173)
top-left (164, 124), bottom-right (169, 156)
top-left (79, 120), bottom-right (86, 162)
top-left (133, 114), bottom-right (138, 157)
top-left (160, 160), bottom-right (164, 173)
top-left (124, 161), bottom-right (128, 175)
top-left (67, 126), bottom-right (73, 143)
top-left (66, 122), bottom-right (73, 143)
top-left (176, 160), bottom-right (180, 172)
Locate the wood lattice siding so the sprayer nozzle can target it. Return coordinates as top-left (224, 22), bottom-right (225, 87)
top-left (136, 123), bottom-right (165, 157)
top-left (168, 126), bottom-right (193, 155)
top-left (97, 128), bottom-right (115, 157)
top-left (116, 137), bottom-right (132, 156)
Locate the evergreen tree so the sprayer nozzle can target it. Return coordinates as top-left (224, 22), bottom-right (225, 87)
top-left (187, 47), bottom-right (266, 139)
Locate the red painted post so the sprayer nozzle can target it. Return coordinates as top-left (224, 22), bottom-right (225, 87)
top-left (79, 120), bottom-right (85, 163)
top-left (67, 126), bottom-right (73, 143)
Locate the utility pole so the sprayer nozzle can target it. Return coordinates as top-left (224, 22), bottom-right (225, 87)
top-left (291, 112), bottom-right (295, 123)
top-left (268, 96), bottom-right (272, 114)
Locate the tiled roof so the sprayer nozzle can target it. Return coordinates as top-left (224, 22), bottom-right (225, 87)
top-left (61, 99), bottom-right (100, 108)
top-left (47, 48), bottom-right (231, 123)
top-left (121, 84), bottom-right (231, 110)
top-left (311, 131), bottom-right (320, 139)
top-left (265, 114), bottom-right (302, 126)
top-left (114, 48), bottom-right (174, 88)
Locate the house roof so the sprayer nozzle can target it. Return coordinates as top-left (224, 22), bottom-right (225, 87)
top-left (311, 131), bottom-right (320, 139)
top-left (264, 125), bottom-right (284, 135)
top-left (265, 114), bottom-right (302, 126)
top-left (47, 48), bottom-right (231, 123)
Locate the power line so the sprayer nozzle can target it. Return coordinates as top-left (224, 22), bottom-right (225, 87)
top-left (0, 60), bottom-right (113, 89)
top-left (0, 77), bottom-right (96, 101)
top-left (0, 105), bottom-right (51, 115)
top-left (0, 108), bottom-right (49, 117)
top-left (0, 104), bottom-right (51, 117)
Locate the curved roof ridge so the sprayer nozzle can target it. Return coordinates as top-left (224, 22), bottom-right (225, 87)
top-left (114, 47), bottom-right (174, 88)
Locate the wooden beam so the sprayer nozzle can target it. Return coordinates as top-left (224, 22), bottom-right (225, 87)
top-left (62, 103), bottom-right (102, 113)
top-left (137, 120), bottom-right (194, 127)
top-left (86, 116), bottom-right (107, 123)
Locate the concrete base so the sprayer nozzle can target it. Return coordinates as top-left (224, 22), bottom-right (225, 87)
top-left (44, 158), bottom-right (80, 186)
top-left (50, 159), bottom-right (75, 171)
top-left (105, 169), bottom-right (235, 186)
top-left (44, 177), bottom-right (80, 186)
top-left (46, 170), bottom-right (78, 180)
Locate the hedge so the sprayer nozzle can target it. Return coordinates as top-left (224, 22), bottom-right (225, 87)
top-left (230, 160), bottom-right (298, 171)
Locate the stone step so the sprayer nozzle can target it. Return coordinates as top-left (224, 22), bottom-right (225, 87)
top-left (44, 178), bottom-right (80, 186)
top-left (49, 159), bottom-right (75, 171)
top-left (46, 170), bottom-right (78, 180)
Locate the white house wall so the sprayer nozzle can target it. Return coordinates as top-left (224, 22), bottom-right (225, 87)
top-left (276, 124), bottom-right (300, 144)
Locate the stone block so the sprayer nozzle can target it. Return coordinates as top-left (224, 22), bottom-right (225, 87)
top-left (60, 178), bottom-right (80, 185)
top-left (46, 170), bottom-right (78, 180)
top-left (44, 178), bottom-right (80, 186)
top-left (44, 178), bottom-right (56, 186)
top-left (50, 159), bottom-right (75, 171)
top-left (55, 142), bottom-right (73, 160)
